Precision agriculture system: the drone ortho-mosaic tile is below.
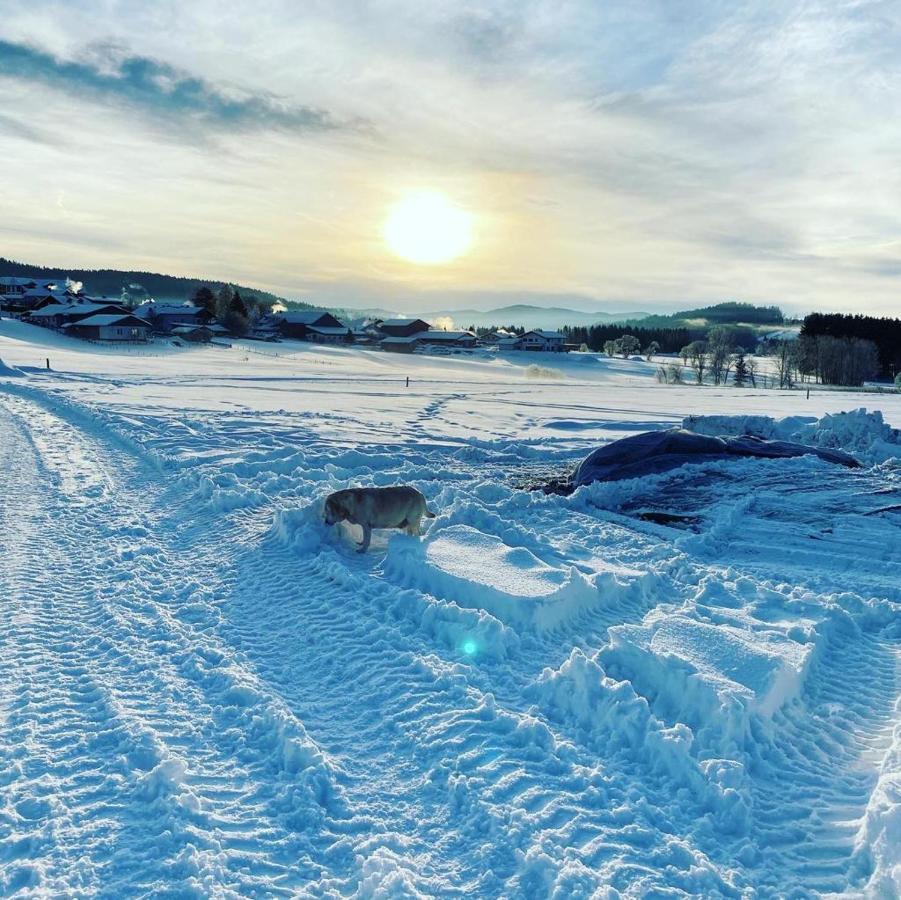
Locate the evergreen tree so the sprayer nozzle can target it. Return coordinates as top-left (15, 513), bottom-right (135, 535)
top-left (230, 289), bottom-right (248, 318)
top-left (192, 286), bottom-right (217, 316)
top-left (734, 353), bottom-right (748, 387)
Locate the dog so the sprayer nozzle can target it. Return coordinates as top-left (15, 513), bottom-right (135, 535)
top-left (324, 486), bottom-right (436, 552)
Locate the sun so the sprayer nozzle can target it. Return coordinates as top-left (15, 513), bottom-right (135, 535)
top-left (384, 190), bottom-right (473, 265)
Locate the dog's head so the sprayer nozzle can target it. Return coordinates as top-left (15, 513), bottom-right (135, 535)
top-left (323, 493), bottom-right (346, 525)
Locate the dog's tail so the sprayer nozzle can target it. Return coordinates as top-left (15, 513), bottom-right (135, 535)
top-left (424, 509), bottom-right (436, 519)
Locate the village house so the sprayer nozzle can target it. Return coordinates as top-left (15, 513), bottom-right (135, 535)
top-left (64, 313), bottom-right (152, 342)
top-left (250, 314), bottom-right (281, 341)
top-left (275, 310), bottom-right (346, 340)
top-left (133, 301), bottom-right (213, 333)
top-left (0, 276), bottom-right (75, 315)
top-left (480, 328), bottom-right (517, 345)
top-left (514, 330), bottom-right (566, 352)
top-left (379, 329), bottom-right (477, 353)
top-left (171, 324), bottom-right (213, 343)
top-left (0, 276), bottom-right (63, 297)
top-left (305, 324), bottom-right (353, 344)
top-left (377, 318), bottom-right (431, 338)
top-left (415, 330), bottom-right (477, 348)
top-left (380, 336), bottom-right (419, 353)
top-left (26, 299), bottom-right (131, 330)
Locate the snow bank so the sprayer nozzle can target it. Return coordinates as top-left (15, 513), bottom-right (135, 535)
top-left (384, 524), bottom-right (604, 632)
top-left (534, 649), bottom-right (752, 835)
top-left (0, 357), bottom-right (25, 377)
top-left (599, 613), bottom-right (813, 744)
top-left (684, 408), bottom-right (901, 465)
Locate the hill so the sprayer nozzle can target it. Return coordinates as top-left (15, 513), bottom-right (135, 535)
top-left (629, 301), bottom-right (786, 330)
top-left (0, 257), bottom-right (307, 310)
top-left (339, 304), bottom-right (649, 330)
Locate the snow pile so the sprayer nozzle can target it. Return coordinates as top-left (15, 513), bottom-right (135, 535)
top-left (0, 356), bottom-right (25, 377)
top-left (600, 613), bottom-right (813, 740)
top-left (684, 408), bottom-right (901, 465)
top-left (384, 523), bottom-right (603, 632)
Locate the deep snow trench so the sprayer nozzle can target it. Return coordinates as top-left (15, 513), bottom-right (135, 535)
top-left (1, 358), bottom-right (899, 897)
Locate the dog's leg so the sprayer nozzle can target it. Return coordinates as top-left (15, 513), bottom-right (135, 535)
top-left (358, 523), bottom-right (372, 553)
top-left (410, 514), bottom-right (423, 536)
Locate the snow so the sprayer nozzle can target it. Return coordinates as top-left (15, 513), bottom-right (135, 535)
top-left (1, 318), bottom-right (899, 897)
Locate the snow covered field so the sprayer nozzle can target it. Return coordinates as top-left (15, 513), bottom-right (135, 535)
top-left (1, 319), bottom-right (899, 897)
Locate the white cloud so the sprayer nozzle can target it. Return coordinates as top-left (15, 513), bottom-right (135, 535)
top-left (1, 1), bottom-right (899, 314)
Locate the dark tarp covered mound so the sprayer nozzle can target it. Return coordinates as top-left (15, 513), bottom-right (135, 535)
top-left (573, 428), bottom-right (860, 487)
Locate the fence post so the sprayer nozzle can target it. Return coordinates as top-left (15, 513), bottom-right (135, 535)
top-left (46, 357), bottom-right (50, 370)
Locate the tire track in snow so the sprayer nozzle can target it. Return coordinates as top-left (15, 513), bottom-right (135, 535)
top-left (218, 523), bottom-right (741, 897)
top-left (0, 395), bottom-right (358, 896)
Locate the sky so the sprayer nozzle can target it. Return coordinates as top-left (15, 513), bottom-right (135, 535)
top-left (1, 1), bottom-right (900, 315)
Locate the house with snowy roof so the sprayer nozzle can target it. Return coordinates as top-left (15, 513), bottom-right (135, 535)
top-left (380, 329), bottom-right (477, 353)
top-left (132, 301), bottom-right (213, 333)
top-left (0, 277), bottom-right (74, 314)
top-left (275, 309), bottom-right (346, 340)
top-left (377, 318), bottom-right (431, 338)
top-left (0, 276), bottom-right (64, 296)
top-left (27, 299), bottom-right (130, 329)
top-left (480, 328), bottom-right (517, 345)
top-left (415, 330), bottom-right (477, 348)
top-left (64, 314), bottom-right (152, 342)
top-left (515, 330), bottom-right (566, 352)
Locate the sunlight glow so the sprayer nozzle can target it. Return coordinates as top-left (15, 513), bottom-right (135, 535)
top-left (384, 191), bottom-right (473, 264)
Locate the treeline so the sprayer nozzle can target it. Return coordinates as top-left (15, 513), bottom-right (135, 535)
top-left (634, 301), bottom-right (785, 330)
top-left (0, 257), bottom-right (299, 310)
top-left (561, 324), bottom-right (690, 353)
top-left (801, 312), bottom-right (901, 379)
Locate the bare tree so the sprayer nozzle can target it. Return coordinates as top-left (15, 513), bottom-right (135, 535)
top-left (775, 339), bottom-right (799, 389)
top-left (681, 341), bottom-right (709, 384)
top-left (707, 326), bottom-right (734, 385)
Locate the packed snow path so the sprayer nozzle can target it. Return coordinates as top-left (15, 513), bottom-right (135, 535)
top-left (1, 376), bottom-right (899, 897)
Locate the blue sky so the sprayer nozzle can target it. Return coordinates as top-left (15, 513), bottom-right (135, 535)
top-left (1, 1), bottom-right (900, 314)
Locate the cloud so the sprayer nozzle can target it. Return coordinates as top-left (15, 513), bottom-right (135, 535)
top-left (0, 111), bottom-right (65, 146)
top-left (0, 39), bottom-right (345, 137)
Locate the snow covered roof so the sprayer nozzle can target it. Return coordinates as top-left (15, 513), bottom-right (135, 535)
top-left (379, 317), bottom-right (428, 327)
top-left (20, 287), bottom-right (65, 298)
top-left (0, 276), bottom-right (62, 288)
top-left (28, 302), bottom-right (119, 318)
top-left (278, 310), bottom-right (334, 324)
top-left (521, 330), bottom-right (564, 339)
top-left (66, 314), bottom-right (151, 327)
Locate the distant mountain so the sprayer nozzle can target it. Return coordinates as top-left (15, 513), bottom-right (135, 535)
top-left (338, 304), bottom-right (649, 331)
top-left (0, 258), bottom-right (304, 310)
